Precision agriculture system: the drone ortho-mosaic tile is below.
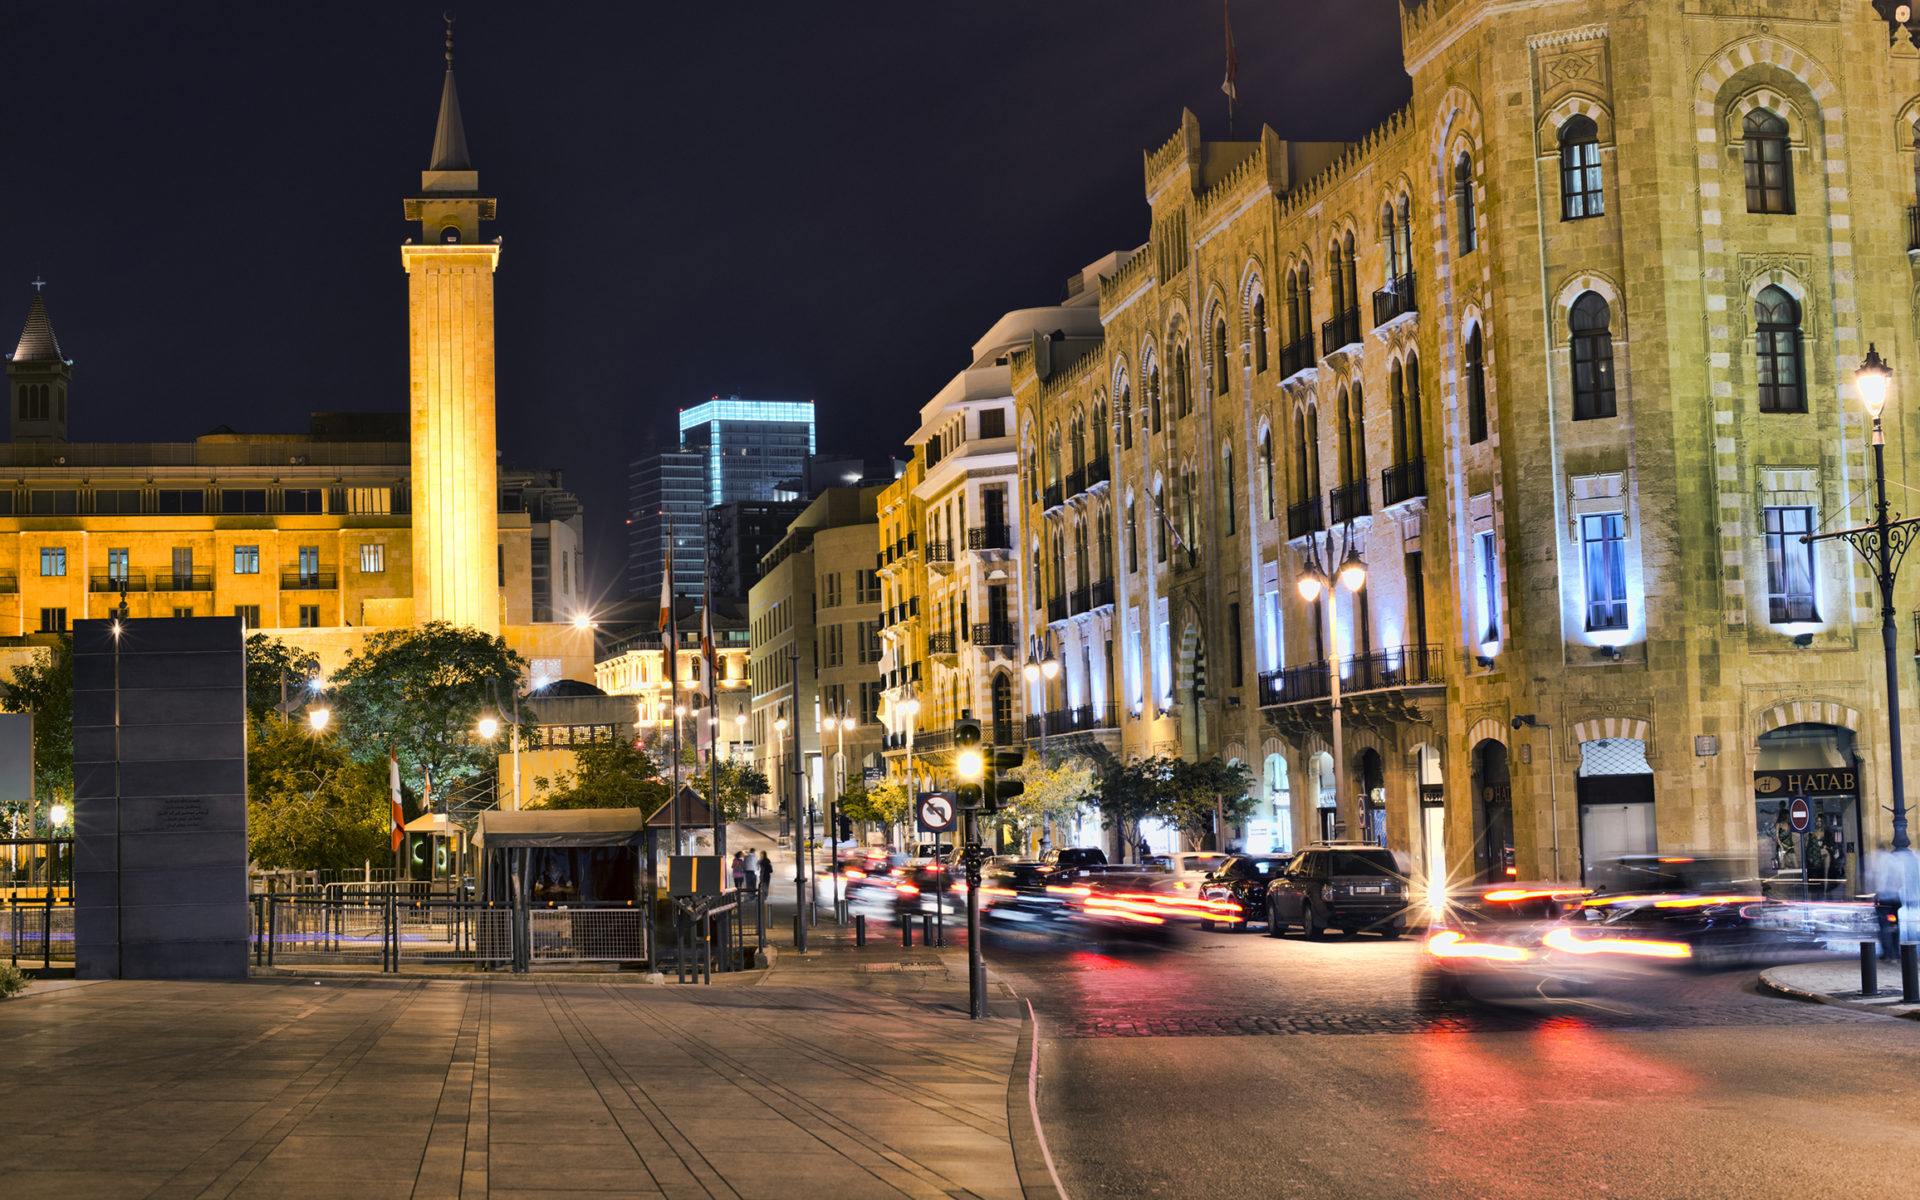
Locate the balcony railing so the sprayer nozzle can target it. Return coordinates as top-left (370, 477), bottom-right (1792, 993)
top-left (1025, 704), bottom-right (1119, 739)
top-left (1065, 467), bottom-right (1087, 498)
top-left (1286, 497), bottom-right (1325, 540)
top-left (1089, 577), bottom-right (1114, 609)
top-left (992, 720), bottom-right (1018, 747)
top-left (1278, 335), bottom-right (1314, 378)
top-left (0, 572), bottom-right (17, 594)
top-left (281, 571), bottom-right (339, 590)
top-left (1329, 479), bottom-right (1371, 523)
top-left (1046, 595), bottom-right (1067, 623)
top-left (928, 632), bottom-right (956, 656)
top-left (971, 621), bottom-right (1015, 646)
top-left (1043, 482), bottom-right (1065, 510)
top-left (1381, 456), bottom-right (1427, 506)
top-left (90, 572), bottom-right (147, 593)
top-left (1259, 644), bottom-right (1446, 708)
top-left (967, 524), bottom-right (1012, 551)
top-left (1320, 306), bottom-right (1361, 356)
top-left (1372, 273), bottom-right (1417, 326)
top-left (154, 571), bottom-right (214, 592)
top-left (1086, 455), bottom-right (1110, 487)
top-left (926, 541), bottom-right (953, 569)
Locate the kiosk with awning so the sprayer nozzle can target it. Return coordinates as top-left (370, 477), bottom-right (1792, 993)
top-left (473, 809), bottom-right (651, 906)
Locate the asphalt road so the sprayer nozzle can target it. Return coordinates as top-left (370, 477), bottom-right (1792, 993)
top-left (988, 923), bottom-right (1920, 1200)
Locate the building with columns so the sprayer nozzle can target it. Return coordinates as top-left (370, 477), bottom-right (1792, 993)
top-left (1005, 0), bottom-right (1920, 895)
top-left (0, 44), bottom-right (590, 684)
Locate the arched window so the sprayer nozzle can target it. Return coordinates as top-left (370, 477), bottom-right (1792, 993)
top-left (1755, 286), bottom-right (1805, 413)
top-left (1174, 342), bottom-right (1192, 417)
top-left (1743, 109), bottom-right (1793, 215)
top-left (1153, 480), bottom-right (1167, 562)
top-left (1213, 317), bottom-right (1230, 396)
top-left (1069, 411), bottom-right (1086, 473)
top-left (1222, 440), bottom-right (1236, 537)
top-left (1149, 365), bottom-right (1163, 433)
top-left (1389, 361), bottom-right (1407, 464)
top-left (1349, 383), bottom-right (1366, 486)
top-left (1251, 294), bottom-right (1268, 372)
top-left (1341, 232), bottom-right (1358, 322)
top-left (1559, 115), bottom-right (1604, 220)
top-left (1119, 381), bottom-right (1133, 450)
top-left (1097, 509), bottom-right (1113, 581)
top-left (1380, 204), bottom-right (1400, 282)
top-left (1292, 411), bottom-right (1310, 506)
top-left (1126, 501), bottom-right (1139, 573)
top-left (1336, 387), bottom-right (1355, 488)
top-left (1259, 427), bottom-right (1275, 521)
top-left (1393, 195), bottom-right (1412, 282)
top-left (1454, 153), bottom-right (1477, 253)
top-left (1073, 517), bottom-right (1089, 587)
top-left (440, 223), bottom-right (462, 244)
top-left (1092, 400), bottom-right (1108, 463)
top-left (1569, 291), bottom-right (1616, 420)
top-left (1046, 426), bottom-right (1061, 486)
top-left (1466, 326), bottom-right (1488, 444)
top-left (1404, 351), bottom-right (1424, 462)
top-left (1327, 243), bottom-right (1346, 320)
top-left (1305, 406), bottom-right (1322, 499)
top-left (992, 674), bottom-right (1014, 742)
top-left (1285, 272), bottom-right (1301, 347)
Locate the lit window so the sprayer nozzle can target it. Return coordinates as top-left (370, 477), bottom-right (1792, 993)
top-left (234, 545), bottom-right (260, 575)
top-left (1764, 506), bottom-right (1817, 623)
top-left (1559, 116), bottom-right (1604, 220)
top-left (1581, 514), bottom-right (1628, 630)
top-left (39, 547), bottom-right (65, 577)
top-left (1743, 109), bottom-right (1793, 215)
top-left (359, 543), bottom-right (385, 574)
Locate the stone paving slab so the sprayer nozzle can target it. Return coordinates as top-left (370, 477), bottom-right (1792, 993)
top-left (0, 933), bottom-right (1034, 1199)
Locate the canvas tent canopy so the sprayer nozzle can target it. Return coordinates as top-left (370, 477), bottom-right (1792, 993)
top-left (474, 809), bottom-right (651, 905)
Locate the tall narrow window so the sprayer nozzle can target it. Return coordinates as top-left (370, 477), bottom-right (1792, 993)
top-left (1126, 503), bottom-right (1138, 573)
top-left (1478, 531), bottom-right (1501, 643)
top-left (1466, 327), bottom-right (1488, 444)
top-left (1154, 482), bottom-right (1167, 563)
top-left (1260, 428), bottom-right (1275, 520)
top-left (1228, 602), bottom-right (1244, 688)
top-left (1559, 115), bottom-right (1604, 219)
top-left (1213, 318), bottom-right (1230, 396)
top-left (1455, 153), bottom-right (1477, 252)
top-left (1764, 506), bottom-right (1817, 622)
top-left (1149, 367), bottom-right (1163, 434)
top-left (1292, 412), bottom-right (1310, 506)
top-left (1305, 407), bottom-right (1321, 499)
top-left (107, 548), bottom-right (129, 583)
top-left (1337, 387), bottom-right (1354, 487)
top-left (1349, 383), bottom-right (1366, 485)
top-left (1755, 286), bottom-right (1805, 413)
top-left (1743, 109), bottom-right (1793, 214)
top-left (1390, 362), bottom-right (1408, 464)
top-left (1570, 291), bottom-right (1616, 420)
top-left (1405, 551), bottom-right (1428, 649)
top-left (1120, 384), bottom-right (1133, 450)
top-left (1252, 296), bottom-right (1268, 372)
top-left (1222, 442), bottom-right (1236, 536)
top-left (1405, 352), bottom-right (1424, 461)
top-left (1581, 513), bottom-right (1628, 630)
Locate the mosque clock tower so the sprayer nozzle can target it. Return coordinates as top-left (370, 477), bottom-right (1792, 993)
top-left (402, 21), bottom-right (500, 633)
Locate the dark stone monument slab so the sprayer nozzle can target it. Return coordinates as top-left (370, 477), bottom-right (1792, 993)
top-left (73, 616), bottom-right (247, 979)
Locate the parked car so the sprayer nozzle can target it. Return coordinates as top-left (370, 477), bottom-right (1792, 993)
top-left (1041, 846), bottom-right (1108, 871)
top-left (1196, 854), bottom-right (1293, 930)
top-left (1265, 843), bottom-right (1411, 938)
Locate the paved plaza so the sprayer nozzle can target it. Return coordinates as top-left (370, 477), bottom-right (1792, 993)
top-left (0, 929), bottom-right (1037, 1200)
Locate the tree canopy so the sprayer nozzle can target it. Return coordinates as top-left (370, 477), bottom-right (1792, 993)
top-left (0, 636), bottom-right (71, 833)
top-left (531, 739), bottom-right (670, 812)
top-left (689, 758), bottom-right (770, 823)
top-left (245, 634), bottom-right (322, 725)
top-left (327, 621), bottom-right (526, 791)
top-left (247, 719), bottom-right (391, 871)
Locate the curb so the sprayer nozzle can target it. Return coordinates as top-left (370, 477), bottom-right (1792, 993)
top-left (1007, 998), bottom-right (1071, 1200)
top-left (247, 964), bottom-right (770, 986)
top-left (1757, 968), bottom-right (1920, 1020)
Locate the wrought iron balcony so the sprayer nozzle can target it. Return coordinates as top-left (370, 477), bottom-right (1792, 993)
top-left (1025, 704), bottom-right (1119, 739)
top-left (967, 524), bottom-right (1012, 551)
top-left (1069, 585), bottom-right (1090, 614)
top-left (926, 541), bottom-right (953, 571)
top-left (1372, 273), bottom-right (1417, 326)
top-left (928, 632), bottom-right (957, 656)
top-left (1320, 306), bottom-right (1361, 356)
top-left (1046, 594), bottom-right (1067, 623)
top-left (1381, 456), bottom-right (1427, 505)
top-left (1259, 644), bottom-right (1446, 708)
top-left (153, 571), bottom-right (213, 592)
top-left (1085, 455), bottom-right (1110, 487)
top-left (1065, 467), bottom-right (1087, 498)
top-left (971, 621), bottom-right (1015, 647)
top-left (1089, 578), bottom-right (1114, 609)
top-left (89, 572), bottom-right (147, 593)
top-left (280, 571), bottom-right (338, 590)
top-left (1329, 479), bottom-right (1371, 523)
top-left (1286, 497), bottom-right (1325, 540)
top-left (992, 720), bottom-right (1019, 747)
top-left (1043, 482), bottom-right (1065, 511)
top-left (1278, 335), bottom-right (1314, 378)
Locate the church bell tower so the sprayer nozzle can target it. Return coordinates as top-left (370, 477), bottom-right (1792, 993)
top-left (7, 282), bottom-right (70, 444)
top-left (402, 20), bottom-right (500, 632)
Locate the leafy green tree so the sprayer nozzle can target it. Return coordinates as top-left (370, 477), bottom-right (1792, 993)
top-left (0, 636), bottom-right (72, 833)
top-left (247, 720), bottom-right (391, 871)
top-left (689, 758), bottom-right (769, 823)
top-left (245, 634), bottom-right (322, 725)
top-left (531, 739), bottom-right (670, 812)
top-left (327, 622), bottom-right (526, 792)
top-left (1166, 757), bottom-right (1257, 849)
top-left (1006, 755), bottom-right (1096, 844)
top-left (843, 780), bottom-right (910, 836)
top-left (1091, 749), bottom-right (1175, 857)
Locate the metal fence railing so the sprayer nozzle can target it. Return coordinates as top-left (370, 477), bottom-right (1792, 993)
top-left (4, 897), bottom-right (74, 968)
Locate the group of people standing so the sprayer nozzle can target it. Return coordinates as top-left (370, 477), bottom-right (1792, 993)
top-left (730, 849), bottom-right (772, 895)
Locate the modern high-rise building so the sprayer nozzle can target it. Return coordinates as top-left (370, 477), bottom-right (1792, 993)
top-left (627, 397), bottom-right (817, 598)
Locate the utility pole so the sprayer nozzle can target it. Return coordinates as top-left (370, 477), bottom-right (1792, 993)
top-left (789, 639), bottom-right (807, 952)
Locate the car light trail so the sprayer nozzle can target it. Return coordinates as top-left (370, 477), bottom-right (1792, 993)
top-left (1426, 930), bottom-right (1533, 963)
top-left (1543, 927), bottom-right (1691, 959)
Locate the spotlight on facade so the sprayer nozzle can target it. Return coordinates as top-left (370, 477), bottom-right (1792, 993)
top-left (1792, 632), bottom-right (1814, 648)
top-left (1594, 644), bottom-right (1622, 661)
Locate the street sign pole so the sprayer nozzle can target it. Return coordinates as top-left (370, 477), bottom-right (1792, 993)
top-left (964, 809), bottom-right (986, 1019)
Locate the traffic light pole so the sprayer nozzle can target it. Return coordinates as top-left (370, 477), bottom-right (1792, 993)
top-left (964, 809), bottom-right (987, 1019)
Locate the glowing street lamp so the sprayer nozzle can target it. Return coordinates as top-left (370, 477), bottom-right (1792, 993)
top-left (1298, 512), bottom-right (1368, 842)
top-left (1023, 652), bottom-right (1061, 851)
top-left (477, 715), bottom-right (500, 740)
top-left (307, 706), bottom-right (331, 732)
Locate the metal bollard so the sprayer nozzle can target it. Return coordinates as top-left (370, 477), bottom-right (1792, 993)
top-left (854, 914), bottom-right (866, 946)
top-left (922, 914), bottom-right (933, 943)
top-left (1861, 942), bottom-right (1879, 996)
top-left (901, 916), bottom-right (913, 947)
top-left (1903, 943), bottom-right (1919, 1004)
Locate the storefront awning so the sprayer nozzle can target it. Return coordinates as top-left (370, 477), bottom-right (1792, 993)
top-left (473, 809), bottom-right (650, 850)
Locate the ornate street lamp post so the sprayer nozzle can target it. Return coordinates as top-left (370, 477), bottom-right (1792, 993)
top-left (1022, 652), bottom-right (1060, 853)
top-left (1811, 346), bottom-right (1918, 851)
top-left (1297, 517), bottom-right (1367, 842)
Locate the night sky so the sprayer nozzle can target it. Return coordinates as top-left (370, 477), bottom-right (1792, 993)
top-left (1, 2), bottom-right (1409, 607)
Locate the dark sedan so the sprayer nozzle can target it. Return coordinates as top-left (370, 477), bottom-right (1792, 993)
top-left (1265, 843), bottom-right (1411, 938)
top-left (1196, 855), bottom-right (1292, 931)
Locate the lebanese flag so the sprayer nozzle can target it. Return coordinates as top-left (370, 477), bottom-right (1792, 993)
top-left (388, 751), bottom-right (405, 853)
top-left (699, 578), bottom-right (717, 704)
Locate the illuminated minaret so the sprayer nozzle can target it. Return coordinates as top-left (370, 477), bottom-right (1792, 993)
top-left (402, 19), bottom-right (500, 632)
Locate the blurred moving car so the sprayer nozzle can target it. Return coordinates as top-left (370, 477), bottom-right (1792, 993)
top-left (979, 860), bottom-right (1072, 927)
top-left (1195, 854), bottom-right (1292, 930)
top-left (1421, 883), bottom-right (1596, 1003)
top-left (1054, 870), bottom-right (1185, 943)
top-left (1144, 851), bottom-right (1229, 901)
top-left (1266, 843), bottom-right (1411, 938)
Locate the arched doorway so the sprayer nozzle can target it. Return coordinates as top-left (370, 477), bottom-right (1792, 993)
top-left (1357, 747), bottom-right (1386, 845)
top-left (1755, 723), bottom-right (1859, 898)
top-left (1471, 739), bottom-right (1512, 882)
top-left (1260, 752), bottom-right (1292, 854)
top-left (1409, 743), bottom-right (1445, 898)
top-left (1311, 751), bottom-right (1337, 841)
top-left (1575, 737), bottom-right (1655, 882)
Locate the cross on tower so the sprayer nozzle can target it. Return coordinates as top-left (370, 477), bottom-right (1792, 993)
top-left (30, 277), bottom-right (44, 293)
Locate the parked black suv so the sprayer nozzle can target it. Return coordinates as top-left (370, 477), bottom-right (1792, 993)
top-left (1266, 843), bottom-right (1409, 938)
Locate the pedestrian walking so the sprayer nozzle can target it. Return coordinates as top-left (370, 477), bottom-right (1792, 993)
top-left (731, 851), bottom-right (747, 893)
top-left (758, 849), bottom-right (773, 895)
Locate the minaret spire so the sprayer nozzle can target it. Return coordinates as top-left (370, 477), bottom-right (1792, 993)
top-left (428, 12), bottom-right (471, 173)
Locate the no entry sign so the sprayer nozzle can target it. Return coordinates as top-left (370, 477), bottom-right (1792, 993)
top-left (1788, 797), bottom-right (1812, 833)
top-left (916, 791), bottom-right (957, 833)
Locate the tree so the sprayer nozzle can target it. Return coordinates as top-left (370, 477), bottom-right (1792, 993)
top-left (245, 634), bottom-right (322, 725)
top-left (1006, 756), bottom-right (1096, 843)
top-left (0, 636), bottom-right (72, 834)
top-left (689, 758), bottom-right (769, 823)
top-left (1166, 757), bottom-right (1257, 849)
top-left (531, 739), bottom-right (670, 812)
top-left (327, 622), bottom-right (526, 794)
top-left (843, 780), bottom-right (910, 834)
top-left (247, 720), bottom-right (391, 871)
top-left (1091, 749), bottom-right (1174, 854)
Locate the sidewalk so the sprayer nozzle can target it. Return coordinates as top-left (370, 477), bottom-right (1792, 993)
top-left (1759, 958), bottom-right (1920, 1019)
top-left (0, 825), bottom-right (1054, 1200)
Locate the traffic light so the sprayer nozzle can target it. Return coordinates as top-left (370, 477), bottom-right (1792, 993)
top-left (954, 717), bottom-right (984, 781)
top-left (836, 814), bottom-right (852, 842)
top-left (988, 778), bottom-right (1024, 814)
top-left (984, 749), bottom-right (1025, 814)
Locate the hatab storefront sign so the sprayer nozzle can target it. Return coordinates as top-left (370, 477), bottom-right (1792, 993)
top-left (1753, 769), bottom-right (1859, 798)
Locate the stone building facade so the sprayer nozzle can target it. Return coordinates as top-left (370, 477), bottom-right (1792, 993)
top-left (1011, 0), bottom-right (1920, 894)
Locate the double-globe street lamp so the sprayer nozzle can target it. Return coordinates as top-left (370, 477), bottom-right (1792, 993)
top-left (1810, 346), bottom-right (1918, 852)
top-left (1296, 517), bottom-right (1367, 843)
top-left (1022, 652), bottom-right (1060, 853)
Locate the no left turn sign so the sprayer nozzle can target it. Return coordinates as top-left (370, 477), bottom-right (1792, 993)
top-left (916, 791), bottom-right (957, 833)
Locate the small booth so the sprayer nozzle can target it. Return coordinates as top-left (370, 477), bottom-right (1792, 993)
top-left (401, 813), bottom-right (470, 885)
top-left (474, 809), bottom-right (650, 906)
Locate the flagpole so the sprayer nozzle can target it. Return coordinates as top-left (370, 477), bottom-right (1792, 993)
top-left (667, 518), bottom-right (682, 857)
top-left (703, 529), bottom-right (724, 859)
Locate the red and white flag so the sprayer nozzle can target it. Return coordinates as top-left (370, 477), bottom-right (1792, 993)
top-left (1222, 2), bottom-right (1239, 106)
top-left (659, 516), bottom-right (678, 690)
top-left (699, 578), bottom-right (717, 704)
top-left (388, 750), bottom-right (405, 854)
